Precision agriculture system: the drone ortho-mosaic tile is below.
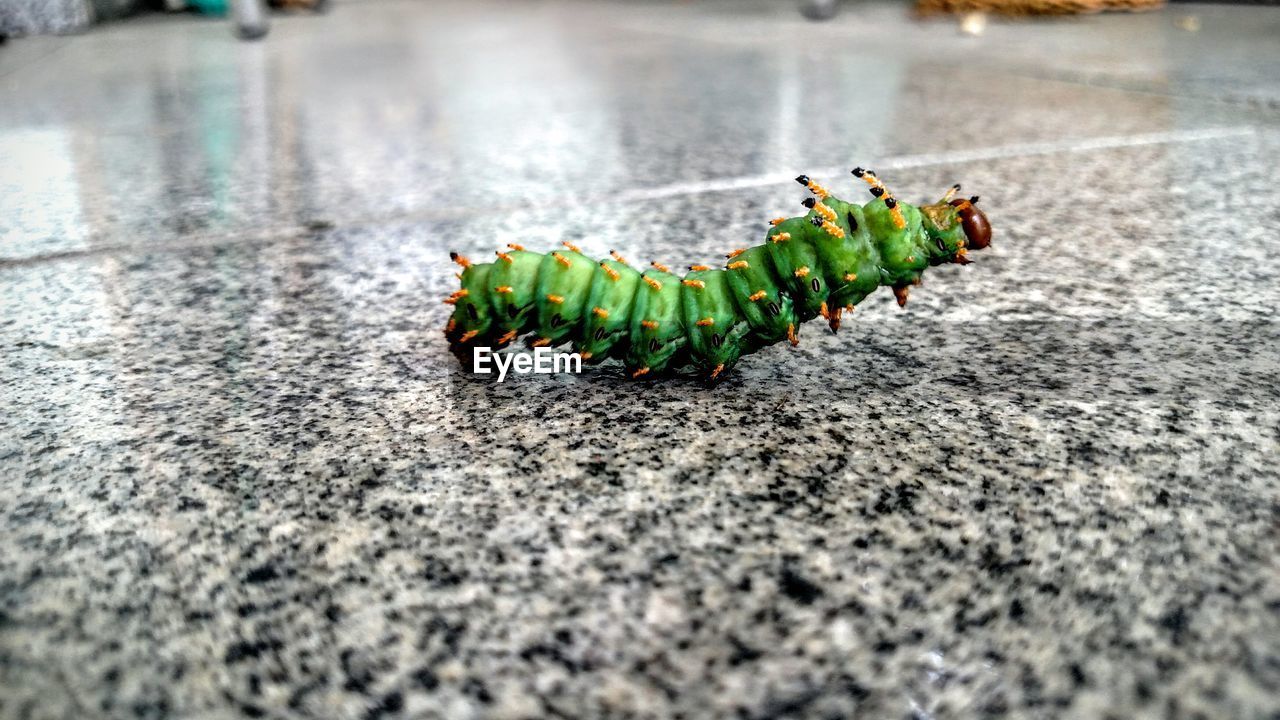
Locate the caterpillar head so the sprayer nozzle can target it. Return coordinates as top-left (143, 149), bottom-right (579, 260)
top-left (949, 197), bottom-right (992, 250)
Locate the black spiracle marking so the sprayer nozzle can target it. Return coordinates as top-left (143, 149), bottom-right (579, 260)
top-left (594, 326), bottom-right (607, 341)
top-left (649, 338), bottom-right (661, 352)
top-left (810, 277), bottom-right (821, 293)
top-left (712, 333), bottom-right (723, 348)
top-left (551, 313), bottom-right (564, 327)
top-left (507, 304), bottom-right (519, 318)
top-left (766, 301), bottom-right (781, 317)
top-left (847, 212), bottom-right (858, 232)
top-left (467, 305), bottom-right (479, 320)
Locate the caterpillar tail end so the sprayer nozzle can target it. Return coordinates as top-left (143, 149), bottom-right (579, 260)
top-left (444, 325), bottom-right (481, 369)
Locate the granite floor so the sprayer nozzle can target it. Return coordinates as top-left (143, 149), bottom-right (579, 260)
top-left (2, 1), bottom-right (1279, 719)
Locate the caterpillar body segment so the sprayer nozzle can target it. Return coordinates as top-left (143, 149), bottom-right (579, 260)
top-left (722, 245), bottom-right (796, 347)
top-left (579, 259), bottom-right (642, 361)
top-left (680, 269), bottom-right (753, 377)
top-left (866, 199), bottom-right (930, 288)
top-left (766, 215), bottom-right (828, 323)
top-left (487, 249), bottom-right (541, 346)
top-left (626, 267), bottom-right (686, 376)
top-left (450, 262), bottom-right (495, 344)
top-left (818, 203), bottom-right (882, 311)
top-left (444, 172), bottom-right (992, 382)
top-left (532, 249), bottom-right (595, 347)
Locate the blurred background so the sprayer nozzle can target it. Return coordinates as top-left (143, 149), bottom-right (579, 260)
top-left (2, 0), bottom-right (1277, 264)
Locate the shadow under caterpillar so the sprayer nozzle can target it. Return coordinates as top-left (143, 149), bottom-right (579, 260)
top-left (444, 168), bottom-right (992, 384)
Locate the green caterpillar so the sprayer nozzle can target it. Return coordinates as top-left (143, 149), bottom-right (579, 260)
top-left (444, 168), bottom-right (992, 383)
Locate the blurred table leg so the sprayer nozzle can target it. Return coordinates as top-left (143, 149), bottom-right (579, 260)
top-left (232, 0), bottom-right (269, 39)
top-left (800, 0), bottom-right (839, 20)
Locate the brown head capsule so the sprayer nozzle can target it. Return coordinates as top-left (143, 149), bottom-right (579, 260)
top-left (950, 198), bottom-right (992, 249)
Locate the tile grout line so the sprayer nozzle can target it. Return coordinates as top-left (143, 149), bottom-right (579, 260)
top-left (0, 125), bottom-right (1257, 270)
top-left (606, 126), bottom-right (1257, 205)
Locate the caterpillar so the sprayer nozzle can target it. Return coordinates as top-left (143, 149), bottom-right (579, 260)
top-left (443, 168), bottom-right (992, 383)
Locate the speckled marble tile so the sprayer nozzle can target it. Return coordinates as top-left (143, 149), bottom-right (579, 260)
top-left (4, 124), bottom-right (1280, 720)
